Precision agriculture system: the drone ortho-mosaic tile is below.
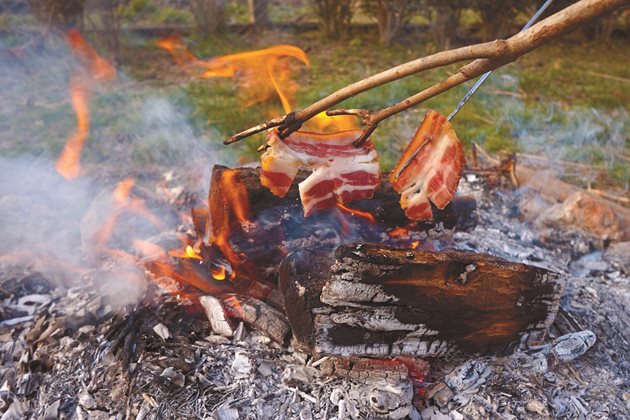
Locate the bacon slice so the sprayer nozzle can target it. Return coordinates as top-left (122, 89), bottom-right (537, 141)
top-left (390, 110), bottom-right (465, 221)
top-left (261, 129), bottom-right (380, 216)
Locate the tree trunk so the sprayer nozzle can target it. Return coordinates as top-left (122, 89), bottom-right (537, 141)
top-left (375, 0), bottom-right (408, 44)
top-left (247, 0), bottom-right (269, 27)
top-left (193, 0), bottom-right (226, 37)
top-left (312, 0), bottom-right (355, 40)
top-left (432, 6), bottom-right (459, 50)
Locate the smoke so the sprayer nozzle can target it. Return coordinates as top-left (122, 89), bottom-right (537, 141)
top-left (0, 31), bottom-right (226, 305)
top-left (477, 74), bottom-right (629, 188)
top-left (0, 157), bottom-right (92, 264)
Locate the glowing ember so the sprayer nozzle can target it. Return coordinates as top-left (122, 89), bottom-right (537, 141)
top-left (210, 265), bottom-right (228, 281)
top-left (56, 30), bottom-right (116, 180)
top-left (411, 240), bottom-right (420, 249)
top-left (336, 202), bottom-right (377, 224)
top-left (184, 245), bottom-right (202, 260)
top-left (158, 36), bottom-right (308, 113)
top-left (388, 227), bottom-right (410, 238)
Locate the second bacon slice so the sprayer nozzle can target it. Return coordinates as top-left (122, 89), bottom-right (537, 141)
top-left (261, 129), bottom-right (380, 216)
top-left (390, 110), bottom-right (465, 221)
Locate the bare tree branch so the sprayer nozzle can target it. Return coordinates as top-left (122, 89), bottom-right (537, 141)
top-left (225, 0), bottom-right (629, 146)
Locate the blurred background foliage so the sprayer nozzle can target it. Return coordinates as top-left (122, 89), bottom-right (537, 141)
top-left (1, 0), bottom-right (629, 190)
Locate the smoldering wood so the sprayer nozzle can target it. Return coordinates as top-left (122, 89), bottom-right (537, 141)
top-left (318, 356), bottom-right (430, 385)
top-left (207, 165), bottom-right (475, 242)
top-left (280, 244), bottom-right (566, 358)
top-left (204, 165), bottom-right (476, 295)
top-left (516, 165), bottom-right (630, 241)
top-left (221, 294), bottom-right (291, 345)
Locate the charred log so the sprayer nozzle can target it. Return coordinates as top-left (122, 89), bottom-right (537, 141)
top-left (205, 165), bottom-right (477, 287)
top-left (280, 244), bottom-right (565, 358)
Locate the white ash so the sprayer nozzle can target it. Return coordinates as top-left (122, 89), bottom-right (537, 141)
top-left (0, 177), bottom-right (628, 418)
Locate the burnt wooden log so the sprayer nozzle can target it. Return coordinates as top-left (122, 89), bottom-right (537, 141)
top-left (222, 294), bottom-right (291, 344)
top-left (208, 165), bottom-right (476, 234)
top-left (280, 244), bottom-right (565, 357)
top-left (204, 165), bottom-right (477, 286)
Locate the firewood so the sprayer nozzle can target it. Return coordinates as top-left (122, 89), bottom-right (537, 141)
top-left (318, 356), bottom-right (430, 386)
top-left (280, 244), bottom-right (565, 358)
top-left (221, 294), bottom-right (291, 345)
top-left (208, 165), bottom-right (476, 233)
top-left (204, 165), bottom-right (476, 293)
top-left (517, 166), bottom-right (630, 241)
top-left (278, 249), bottom-right (332, 352)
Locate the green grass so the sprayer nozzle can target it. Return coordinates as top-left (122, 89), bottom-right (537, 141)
top-left (175, 30), bottom-right (629, 189)
top-left (1, 26), bottom-right (628, 191)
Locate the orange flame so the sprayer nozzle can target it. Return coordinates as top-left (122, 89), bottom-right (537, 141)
top-left (66, 29), bottom-right (116, 82)
top-left (55, 79), bottom-right (89, 179)
top-left (158, 36), bottom-right (308, 114)
top-left (411, 241), bottom-right (420, 249)
top-left (207, 168), bottom-right (270, 286)
top-left (56, 31), bottom-right (116, 180)
top-left (91, 178), bottom-right (164, 250)
top-left (388, 227), bottom-right (410, 238)
top-left (184, 245), bottom-right (203, 260)
top-left (210, 265), bottom-right (227, 281)
top-left (336, 202), bottom-right (377, 224)
top-left (305, 112), bottom-right (359, 133)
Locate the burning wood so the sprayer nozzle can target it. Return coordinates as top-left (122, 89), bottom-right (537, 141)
top-left (280, 244), bottom-right (565, 357)
top-left (204, 165), bottom-right (477, 288)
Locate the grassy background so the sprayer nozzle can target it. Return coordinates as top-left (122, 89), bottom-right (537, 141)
top-left (156, 29), bottom-right (630, 188)
top-left (1, 25), bottom-right (628, 192)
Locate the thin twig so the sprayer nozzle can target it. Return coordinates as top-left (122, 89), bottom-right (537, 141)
top-left (225, 0), bottom-right (628, 146)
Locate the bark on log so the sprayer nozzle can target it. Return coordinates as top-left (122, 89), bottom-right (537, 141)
top-left (222, 294), bottom-right (291, 344)
top-left (280, 243), bottom-right (565, 358)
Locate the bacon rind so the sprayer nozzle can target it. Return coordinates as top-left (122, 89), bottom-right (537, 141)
top-left (261, 129), bottom-right (380, 216)
top-left (390, 110), bottom-right (465, 221)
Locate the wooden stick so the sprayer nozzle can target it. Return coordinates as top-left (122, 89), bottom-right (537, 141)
top-left (225, 0), bottom-right (628, 145)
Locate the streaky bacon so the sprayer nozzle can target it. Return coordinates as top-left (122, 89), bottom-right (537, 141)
top-left (261, 129), bottom-right (380, 216)
top-left (389, 110), bottom-right (465, 221)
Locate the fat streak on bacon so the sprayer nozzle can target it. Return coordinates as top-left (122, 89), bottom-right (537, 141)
top-left (261, 129), bottom-right (380, 216)
top-left (390, 110), bottom-right (465, 221)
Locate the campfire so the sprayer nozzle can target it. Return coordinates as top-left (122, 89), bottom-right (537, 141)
top-left (1, 0), bottom-right (629, 418)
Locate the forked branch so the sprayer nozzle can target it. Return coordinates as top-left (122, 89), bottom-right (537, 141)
top-left (225, 0), bottom-right (628, 146)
